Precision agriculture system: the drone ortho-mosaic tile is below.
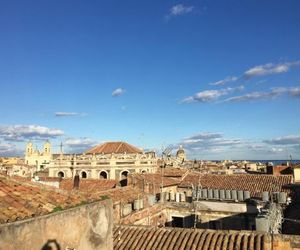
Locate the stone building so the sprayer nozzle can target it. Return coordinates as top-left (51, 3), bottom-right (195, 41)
top-left (48, 141), bottom-right (158, 181)
top-left (25, 141), bottom-right (52, 171)
top-left (1, 174), bottom-right (300, 250)
top-left (293, 165), bottom-right (300, 182)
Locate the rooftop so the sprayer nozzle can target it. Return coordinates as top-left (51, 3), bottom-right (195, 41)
top-left (180, 173), bottom-right (293, 198)
top-left (92, 186), bottom-right (143, 204)
top-left (59, 178), bottom-right (118, 192)
top-left (113, 225), bottom-right (298, 250)
top-left (129, 173), bottom-right (181, 188)
top-left (0, 175), bottom-right (106, 224)
top-left (85, 141), bottom-right (143, 154)
top-left (158, 167), bottom-right (189, 177)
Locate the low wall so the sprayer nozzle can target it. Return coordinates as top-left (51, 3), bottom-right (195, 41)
top-left (32, 179), bottom-right (60, 188)
top-left (0, 199), bottom-right (113, 250)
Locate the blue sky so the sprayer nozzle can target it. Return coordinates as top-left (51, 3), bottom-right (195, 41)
top-left (0, 0), bottom-right (300, 160)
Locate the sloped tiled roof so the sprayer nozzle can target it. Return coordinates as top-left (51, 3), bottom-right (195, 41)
top-left (85, 141), bottom-right (143, 154)
top-left (91, 186), bottom-right (143, 204)
top-left (180, 173), bottom-right (293, 198)
top-left (0, 175), bottom-right (105, 224)
top-left (130, 173), bottom-right (181, 187)
top-left (159, 167), bottom-right (189, 177)
top-left (58, 181), bottom-right (142, 204)
top-left (113, 225), bottom-right (269, 250)
top-left (59, 179), bottom-right (117, 191)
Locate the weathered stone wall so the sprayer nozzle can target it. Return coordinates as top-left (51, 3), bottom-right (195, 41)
top-left (0, 199), bottom-right (113, 250)
top-left (120, 203), bottom-right (167, 226)
top-left (165, 201), bottom-right (259, 230)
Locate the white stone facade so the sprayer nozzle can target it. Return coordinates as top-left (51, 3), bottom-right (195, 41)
top-left (48, 151), bottom-right (158, 180)
top-left (25, 141), bottom-right (52, 171)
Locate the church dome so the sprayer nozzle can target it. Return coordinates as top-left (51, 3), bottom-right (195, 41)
top-left (176, 145), bottom-right (185, 156)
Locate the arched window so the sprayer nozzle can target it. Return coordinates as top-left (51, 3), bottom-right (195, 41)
top-left (58, 171), bottom-right (65, 178)
top-left (99, 171), bottom-right (108, 179)
top-left (121, 171), bottom-right (129, 179)
top-left (81, 171), bottom-right (87, 179)
top-left (120, 170), bottom-right (129, 187)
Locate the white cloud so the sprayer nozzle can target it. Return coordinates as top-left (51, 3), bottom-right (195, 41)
top-left (288, 87), bottom-right (300, 97)
top-left (180, 132), bottom-right (243, 151)
top-left (209, 76), bottom-right (238, 86)
top-left (269, 147), bottom-right (285, 153)
top-left (0, 142), bottom-right (23, 156)
top-left (166, 4), bottom-right (194, 20)
top-left (64, 137), bottom-right (98, 153)
top-left (182, 86), bottom-right (244, 103)
top-left (244, 61), bottom-right (300, 79)
top-left (184, 132), bottom-right (223, 141)
top-left (247, 143), bottom-right (288, 155)
top-left (64, 137), bottom-right (98, 148)
top-left (264, 135), bottom-right (300, 145)
top-left (0, 125), bottom-right (64, 141)
top-left (169, 132), bottom-right (300, 159)
top-left (112, 88), bottom-right (125, 97)
top-left (170, 4), bottom-right (194, 16)
top-left (224, 86), bottom-right (300, 102)
top-left (224, 89), bottom-right (283, 102)
top-left (55, 112), bottom-right (87, 117)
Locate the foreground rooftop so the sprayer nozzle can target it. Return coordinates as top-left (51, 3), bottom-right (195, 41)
top-left (0, 175), bottom-right (106, 224)
top-left (113, 225), bottom-right (300, 250)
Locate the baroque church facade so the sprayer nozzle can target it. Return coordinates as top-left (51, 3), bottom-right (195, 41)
top-left (25, 140), bottom-right (52, 171)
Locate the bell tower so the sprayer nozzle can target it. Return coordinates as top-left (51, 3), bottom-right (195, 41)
top-left (26, 141), bottom-right (33, 156)
top-left (43, 140), bottom-right (51, 155)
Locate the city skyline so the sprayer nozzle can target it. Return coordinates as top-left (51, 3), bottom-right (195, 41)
top-left (0, 0), bottom-right (300, 160)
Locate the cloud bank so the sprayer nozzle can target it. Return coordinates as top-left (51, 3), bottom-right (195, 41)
top-left (0, 125), bottom-right (64, 142)
top-left (0, 142), bottom-right (23, 157)
top-left (171, 132), bottom-right (300, 159)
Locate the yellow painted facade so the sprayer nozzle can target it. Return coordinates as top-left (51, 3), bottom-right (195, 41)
top-left (294, 167), bottom-right (300, 183)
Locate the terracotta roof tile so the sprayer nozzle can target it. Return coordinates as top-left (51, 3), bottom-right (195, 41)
top-left (85, 141), bottom-right (142, 154)
top-left (59, 179), bottom-right (117, 191)
top-left (158, 167), bottom-right (188, 177)
top-left (0, 175), bottom-right (107, 224)
top-left (88, 186), bottom-right (143, 204)
top-left (129, 173), bottom-right (181, 188)
top-left (180, 173), bottom-right (293, 198)
top-left (113, 225), bottom-right (274, 250)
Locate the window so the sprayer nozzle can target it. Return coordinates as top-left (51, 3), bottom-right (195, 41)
top-left (81, 171), bottom-right (87, 178)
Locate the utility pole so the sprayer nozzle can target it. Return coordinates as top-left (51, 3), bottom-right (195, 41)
top-left (60, 142), bottom-right (63, 154)
top-left (193, 174), bottom-right (202, 229)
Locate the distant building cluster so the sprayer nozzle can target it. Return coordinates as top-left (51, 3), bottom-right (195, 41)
top-left (1, 140), bottom-right (300, 249)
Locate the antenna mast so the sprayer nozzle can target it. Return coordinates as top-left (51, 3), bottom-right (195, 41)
top-left (60, 142), bottom-right (63, 154)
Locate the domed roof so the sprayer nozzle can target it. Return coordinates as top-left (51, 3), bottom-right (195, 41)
top-left (176, 145), bottom-right (185, 155)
